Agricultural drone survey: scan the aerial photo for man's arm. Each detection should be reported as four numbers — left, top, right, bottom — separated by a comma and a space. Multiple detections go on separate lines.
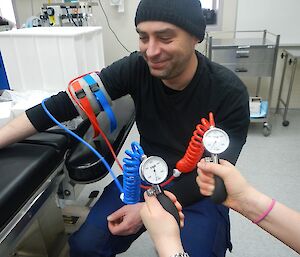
0, 113, 37, 149
0, 91, 79, 148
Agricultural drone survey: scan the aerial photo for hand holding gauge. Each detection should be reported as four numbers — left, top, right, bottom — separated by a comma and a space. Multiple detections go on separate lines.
202, 127, 229, 203
139, 156, 181, 226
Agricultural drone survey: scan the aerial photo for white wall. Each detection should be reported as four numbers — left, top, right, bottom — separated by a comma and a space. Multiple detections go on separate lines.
0, 0, 16, 23
90, 1, 139, 65
236, 0, 300, 46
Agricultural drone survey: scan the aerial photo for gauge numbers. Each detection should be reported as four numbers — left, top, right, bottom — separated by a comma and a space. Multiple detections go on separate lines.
139, 156, 168, 184
203, 127, 230, 154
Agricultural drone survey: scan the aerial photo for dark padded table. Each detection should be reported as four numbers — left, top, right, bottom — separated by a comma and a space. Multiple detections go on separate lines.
0, 132, 68, 231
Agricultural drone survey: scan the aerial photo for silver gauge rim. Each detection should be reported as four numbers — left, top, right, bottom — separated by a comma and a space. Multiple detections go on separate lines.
203, 127, 230, 154
139, 156, 168, 184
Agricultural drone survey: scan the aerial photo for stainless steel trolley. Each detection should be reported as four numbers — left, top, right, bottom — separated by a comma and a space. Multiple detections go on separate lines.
276, 49, 300, 126
206, 30, 280, 136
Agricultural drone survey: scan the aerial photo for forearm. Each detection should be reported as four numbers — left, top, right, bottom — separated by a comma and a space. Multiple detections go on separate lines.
0, 92, 79, 149
0, 112, 37, 148
235, 187, 300, 253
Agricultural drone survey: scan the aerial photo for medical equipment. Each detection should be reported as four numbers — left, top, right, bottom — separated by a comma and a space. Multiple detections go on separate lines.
203, 127, 229, 155
43, 95, 156, 207
67, 73, 169, 203
82, 74, 117, 132
175, 113, 214, 173
175, 113, 228, 203
139, 156, 180, 226
62, 72, 228, 206
39, 1, 98, 27
139, 156, 169, 185
202, 125, 229, 203
122, 142, 144, 204
41, 99, 124, 193
42, 95, 169, 207
68, 72, 116, 135
47, 74, 140, 202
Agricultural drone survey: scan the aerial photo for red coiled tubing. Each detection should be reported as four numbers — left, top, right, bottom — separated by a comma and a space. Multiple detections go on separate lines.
176, 112, 215, 173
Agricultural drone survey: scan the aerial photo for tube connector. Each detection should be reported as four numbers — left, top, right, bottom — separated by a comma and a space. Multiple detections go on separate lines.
173, 169, 182, 178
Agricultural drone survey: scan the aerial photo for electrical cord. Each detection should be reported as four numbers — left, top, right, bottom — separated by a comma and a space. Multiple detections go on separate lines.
97, 0, 131, 54
65, 7, 78, 27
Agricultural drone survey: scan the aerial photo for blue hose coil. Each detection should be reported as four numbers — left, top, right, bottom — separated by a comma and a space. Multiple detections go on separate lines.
122, 142, 145, 204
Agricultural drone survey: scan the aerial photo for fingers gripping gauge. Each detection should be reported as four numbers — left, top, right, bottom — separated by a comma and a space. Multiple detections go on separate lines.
139, 156, 180, 226
202, 127, 229, 204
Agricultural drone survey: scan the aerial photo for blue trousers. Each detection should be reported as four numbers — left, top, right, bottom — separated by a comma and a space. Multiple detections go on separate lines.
68, 176, 231, 257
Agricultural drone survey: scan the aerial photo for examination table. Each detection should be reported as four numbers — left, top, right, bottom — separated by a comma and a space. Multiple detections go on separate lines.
0, 95, 135, 257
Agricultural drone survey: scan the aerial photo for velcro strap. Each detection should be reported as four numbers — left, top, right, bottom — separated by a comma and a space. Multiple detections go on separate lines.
83, 74, 117, 132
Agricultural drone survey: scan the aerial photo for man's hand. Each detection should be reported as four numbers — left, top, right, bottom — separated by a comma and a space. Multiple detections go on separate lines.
107, 203, 144, 236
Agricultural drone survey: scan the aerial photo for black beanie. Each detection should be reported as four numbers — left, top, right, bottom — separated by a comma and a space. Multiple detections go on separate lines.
135, 0, 206, 42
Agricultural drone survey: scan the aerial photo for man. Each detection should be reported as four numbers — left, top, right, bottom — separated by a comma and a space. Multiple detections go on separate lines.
0, 0, 250, 256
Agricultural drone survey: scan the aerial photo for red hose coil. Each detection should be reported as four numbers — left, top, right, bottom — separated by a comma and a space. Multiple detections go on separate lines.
176, 112, 215, 173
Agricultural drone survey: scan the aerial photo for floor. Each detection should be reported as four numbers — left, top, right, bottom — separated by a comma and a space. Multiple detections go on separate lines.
70, 109, 300, 257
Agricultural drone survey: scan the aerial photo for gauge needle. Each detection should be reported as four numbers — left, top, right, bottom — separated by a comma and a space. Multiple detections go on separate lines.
153, 168, 158, 180
212, 140, 217, 148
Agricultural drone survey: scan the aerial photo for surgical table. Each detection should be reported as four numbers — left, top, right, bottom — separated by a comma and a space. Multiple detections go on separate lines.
0, 95, 135, 257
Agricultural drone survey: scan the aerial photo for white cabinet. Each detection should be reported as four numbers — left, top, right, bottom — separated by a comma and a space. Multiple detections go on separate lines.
0, 27, 105, 92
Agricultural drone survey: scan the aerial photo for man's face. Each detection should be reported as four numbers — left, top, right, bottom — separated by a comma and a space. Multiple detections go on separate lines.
136, 21, 198, 81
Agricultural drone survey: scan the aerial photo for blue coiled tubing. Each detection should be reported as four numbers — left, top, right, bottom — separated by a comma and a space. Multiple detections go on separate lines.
122, 142, 145, 204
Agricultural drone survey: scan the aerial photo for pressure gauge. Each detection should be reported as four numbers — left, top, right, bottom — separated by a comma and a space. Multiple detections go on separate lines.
202, 127, 229, 154
139, 156, 168, 185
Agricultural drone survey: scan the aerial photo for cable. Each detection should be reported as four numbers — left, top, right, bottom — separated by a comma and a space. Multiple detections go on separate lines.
65, 7, 78, 27
97, 0, 131, 54
41, 98, 124, 194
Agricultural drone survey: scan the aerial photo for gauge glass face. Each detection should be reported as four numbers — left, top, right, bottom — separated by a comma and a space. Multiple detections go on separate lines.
203, 128, 229, 154
140, 156, 168, 184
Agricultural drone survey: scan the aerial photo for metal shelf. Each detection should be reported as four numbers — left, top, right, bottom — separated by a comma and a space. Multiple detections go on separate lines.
206, 30, 280, 136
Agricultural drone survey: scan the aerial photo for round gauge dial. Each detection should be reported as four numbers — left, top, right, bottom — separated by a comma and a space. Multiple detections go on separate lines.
203, 127, 230, 154
139, 156, 168, 185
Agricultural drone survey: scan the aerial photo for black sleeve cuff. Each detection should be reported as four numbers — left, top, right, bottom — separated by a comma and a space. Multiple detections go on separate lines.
25, 91, 79, 132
